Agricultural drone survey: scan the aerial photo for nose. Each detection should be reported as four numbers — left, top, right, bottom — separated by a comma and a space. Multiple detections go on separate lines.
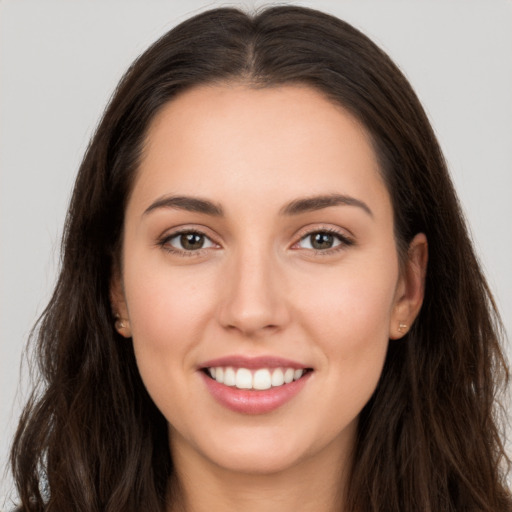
217, 248, 290, 338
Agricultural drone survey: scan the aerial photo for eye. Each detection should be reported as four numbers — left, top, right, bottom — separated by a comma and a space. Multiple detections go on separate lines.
164, 231, 216, 252
296, 230, 352, 251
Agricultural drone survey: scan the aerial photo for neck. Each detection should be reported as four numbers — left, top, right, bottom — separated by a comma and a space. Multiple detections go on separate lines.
167, 432, 353, 512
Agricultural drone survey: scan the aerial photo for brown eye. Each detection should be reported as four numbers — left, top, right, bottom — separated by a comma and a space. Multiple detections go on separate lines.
165, 231, 215, 252
310, 232, 335, 250
297, 231, 350, 251
180, 233, 205, 250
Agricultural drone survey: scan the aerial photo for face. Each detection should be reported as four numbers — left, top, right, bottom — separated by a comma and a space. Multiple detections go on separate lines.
112, 84, 426, 476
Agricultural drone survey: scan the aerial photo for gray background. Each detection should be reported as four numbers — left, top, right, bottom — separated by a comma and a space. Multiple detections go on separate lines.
1, 0, 511, 505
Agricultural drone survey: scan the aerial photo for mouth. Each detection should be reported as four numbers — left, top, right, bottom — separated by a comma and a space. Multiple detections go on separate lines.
202, 366, 313, 391
199, 356, 314, 414
197, 355, 314, 415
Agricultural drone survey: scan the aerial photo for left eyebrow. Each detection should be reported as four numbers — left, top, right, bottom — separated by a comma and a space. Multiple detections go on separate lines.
280, 194, 373, 217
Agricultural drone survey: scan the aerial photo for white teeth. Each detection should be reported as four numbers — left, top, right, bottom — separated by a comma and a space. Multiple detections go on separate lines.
284, 368, 294, 384
235, 368, 253, 389
209, 366, 307, 390
224, 367, 236, 386
271, 368, 284, 387
253, 369, 272, 390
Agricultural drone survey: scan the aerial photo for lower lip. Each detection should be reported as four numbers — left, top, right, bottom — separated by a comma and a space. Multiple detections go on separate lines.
200, 371, 312, 415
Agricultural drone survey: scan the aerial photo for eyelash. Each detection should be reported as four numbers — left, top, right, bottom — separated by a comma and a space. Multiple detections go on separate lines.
157, 229, 217, 257
294, 227, 354, 255
157, 227, 354, 257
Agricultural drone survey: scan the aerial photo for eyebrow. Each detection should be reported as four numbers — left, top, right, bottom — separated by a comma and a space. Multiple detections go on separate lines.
280, 194, 373, 217
143, 195, 224, 216
143, 193, 372, 218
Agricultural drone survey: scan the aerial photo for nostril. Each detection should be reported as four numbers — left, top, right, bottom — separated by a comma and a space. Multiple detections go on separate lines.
223, 321, 280, 337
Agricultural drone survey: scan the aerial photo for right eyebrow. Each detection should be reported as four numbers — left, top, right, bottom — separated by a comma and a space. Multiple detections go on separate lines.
280, 193, 373, 218
143, 195, 224, 217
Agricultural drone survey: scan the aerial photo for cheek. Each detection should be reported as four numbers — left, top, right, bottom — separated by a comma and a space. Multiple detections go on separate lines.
122, 261, 219, 410
303, 273, 394, 411
295, 256, 398, 400
125, 268, 214, 422
125, 261, 214, 345
297, 257, 398, 345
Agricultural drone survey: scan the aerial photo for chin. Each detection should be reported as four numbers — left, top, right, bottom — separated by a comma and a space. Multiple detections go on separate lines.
196, 426, 326, 476
211, 446, 307, 475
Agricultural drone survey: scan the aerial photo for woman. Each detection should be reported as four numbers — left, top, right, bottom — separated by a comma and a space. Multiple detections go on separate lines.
10, 6, 510, 511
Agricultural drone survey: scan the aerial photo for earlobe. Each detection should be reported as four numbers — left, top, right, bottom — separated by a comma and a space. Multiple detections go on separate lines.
389, 233, 428, 340
110, 271, 132, 338
113, 315, 132, 338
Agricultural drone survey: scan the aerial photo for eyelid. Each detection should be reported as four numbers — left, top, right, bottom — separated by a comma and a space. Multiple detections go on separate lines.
156, 225, 222, 255
169, 231, 216, 249
155, 223, 354, 256
291, 225, 355, 252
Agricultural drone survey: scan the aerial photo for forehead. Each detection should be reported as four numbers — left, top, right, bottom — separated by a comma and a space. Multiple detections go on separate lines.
132, 83, 390, 217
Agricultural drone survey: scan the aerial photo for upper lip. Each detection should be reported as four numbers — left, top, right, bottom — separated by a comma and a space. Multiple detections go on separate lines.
199, 355, 311, 370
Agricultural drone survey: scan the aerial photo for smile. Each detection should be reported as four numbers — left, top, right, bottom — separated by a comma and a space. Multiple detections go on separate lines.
205, 366, 308, 390
199, 356, 313, 414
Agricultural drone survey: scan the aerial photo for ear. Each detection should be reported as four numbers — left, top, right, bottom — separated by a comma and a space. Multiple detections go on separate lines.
389, 233, 428, 340
110, 269, 132, 338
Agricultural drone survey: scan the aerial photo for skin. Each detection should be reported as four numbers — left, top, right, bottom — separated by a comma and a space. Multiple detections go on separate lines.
112, 84, 427, 512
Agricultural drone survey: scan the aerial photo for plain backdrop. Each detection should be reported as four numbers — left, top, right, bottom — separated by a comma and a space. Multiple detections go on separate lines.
1, 0, 511, 505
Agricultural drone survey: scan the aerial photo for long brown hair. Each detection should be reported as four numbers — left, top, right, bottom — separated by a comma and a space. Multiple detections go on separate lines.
11, 6, 510, 511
